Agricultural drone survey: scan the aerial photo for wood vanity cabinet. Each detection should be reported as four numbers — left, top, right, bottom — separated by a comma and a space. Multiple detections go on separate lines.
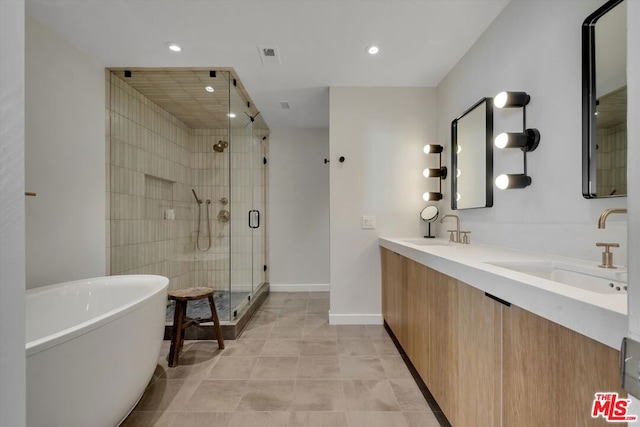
380, 248, 625, 427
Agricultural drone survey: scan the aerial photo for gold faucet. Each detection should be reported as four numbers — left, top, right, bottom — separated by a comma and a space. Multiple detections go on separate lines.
598, 208, 627, 229
441, 214, 461, 243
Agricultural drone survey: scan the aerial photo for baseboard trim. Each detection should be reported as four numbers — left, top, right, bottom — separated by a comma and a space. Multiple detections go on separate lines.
328, 312, 383, 325
269, 284, 330, 292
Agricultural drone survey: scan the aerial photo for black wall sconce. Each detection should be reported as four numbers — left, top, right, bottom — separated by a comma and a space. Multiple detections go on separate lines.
422, 144, 447, 201
493, 91, 541, 189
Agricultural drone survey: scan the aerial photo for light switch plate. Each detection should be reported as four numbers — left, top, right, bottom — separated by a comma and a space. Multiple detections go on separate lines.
362, 215, 376, 229
621, 337, 640, 399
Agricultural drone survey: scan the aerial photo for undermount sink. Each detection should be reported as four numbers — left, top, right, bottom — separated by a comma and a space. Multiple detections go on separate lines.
486, 260, 627, 294
402, 239, 449, 247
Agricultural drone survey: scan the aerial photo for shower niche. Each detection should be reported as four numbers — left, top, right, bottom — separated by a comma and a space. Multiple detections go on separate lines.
106, 68, 269, 338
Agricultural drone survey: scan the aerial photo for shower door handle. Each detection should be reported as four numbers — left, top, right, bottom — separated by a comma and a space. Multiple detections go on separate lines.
249, 210, 260, 229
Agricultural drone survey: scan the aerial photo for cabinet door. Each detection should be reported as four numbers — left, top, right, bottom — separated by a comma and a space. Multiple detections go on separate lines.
428, 268, 459, 426
503, 304, 625, 427
381, 248, 406, 342
457, 284, 502, 427
405, 258, 429, 380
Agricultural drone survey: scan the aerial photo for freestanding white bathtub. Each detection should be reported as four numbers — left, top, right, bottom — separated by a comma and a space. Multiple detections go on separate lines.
26, 275, 169, 427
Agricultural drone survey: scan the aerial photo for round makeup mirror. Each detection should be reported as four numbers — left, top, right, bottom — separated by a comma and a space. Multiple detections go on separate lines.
420, 205, 439, 238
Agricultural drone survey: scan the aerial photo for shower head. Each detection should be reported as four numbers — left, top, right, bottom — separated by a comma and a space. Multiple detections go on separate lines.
191, 189, 202, 204
213, 140, 229, 152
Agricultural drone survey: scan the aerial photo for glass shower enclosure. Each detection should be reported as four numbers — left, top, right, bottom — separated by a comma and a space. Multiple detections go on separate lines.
106, 68, 268, 334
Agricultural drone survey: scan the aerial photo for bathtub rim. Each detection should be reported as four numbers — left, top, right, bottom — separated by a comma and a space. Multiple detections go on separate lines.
26, 274, 169, 357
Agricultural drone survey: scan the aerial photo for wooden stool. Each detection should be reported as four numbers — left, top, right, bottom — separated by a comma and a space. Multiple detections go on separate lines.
168, 287, 225, 367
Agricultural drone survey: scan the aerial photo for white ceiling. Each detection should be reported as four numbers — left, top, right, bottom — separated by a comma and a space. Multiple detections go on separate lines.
25, 0, 510, 129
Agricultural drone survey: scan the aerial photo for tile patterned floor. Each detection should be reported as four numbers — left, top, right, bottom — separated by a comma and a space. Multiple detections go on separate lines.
122, 292, 443, 427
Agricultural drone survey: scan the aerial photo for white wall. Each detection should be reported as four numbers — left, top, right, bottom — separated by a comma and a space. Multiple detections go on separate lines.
436, 0, 628, 265
329, 87, 438, 323
627, 0, 640, 338
268, 128, 330, 291
626, 0, 640, 413
25, 16, 105, 288
0, 1, 26, 425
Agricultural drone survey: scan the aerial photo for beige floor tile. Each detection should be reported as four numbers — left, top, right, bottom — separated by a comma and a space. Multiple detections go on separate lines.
207, 357, 257, 380
168, 412, 233, 427
365, 325, 391, 339
286, 292, 311, 300
289, 412, 349, 427
239, 323, 274, 339
307, 292, 330, 300
228, 411, 289, 427
337, 339, 377, 356
346, 411, 409, 427
221, 339, 265, 357
251, 357, 299, 380
182, 341, 225, 358
303, 324, 338, 340
301, 339, 339, 356
236, 380, 295, 411
304, 314, 330, 328
403, 411, 442, 427
261, 338, 302, 357
292, 380, 346, 411
121, 411, 178, 427
275, 313, 306, 324
343, 380, 401, 412
134, 379, 201, 412
371, 339, 400, 356
379, 356, 413, 379
307, 302, 330, 315
336, 325, 369, 339
158, 355, 217, 380
182, 380, 246, 412
269, 323, 304, 339
297, 356, 342, 379
389, 379, 431, 412
339, 357, 386, 380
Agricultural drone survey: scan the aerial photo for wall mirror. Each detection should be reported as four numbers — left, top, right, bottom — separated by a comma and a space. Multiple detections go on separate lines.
582, 0, 627, 198
451, 98, 493, 209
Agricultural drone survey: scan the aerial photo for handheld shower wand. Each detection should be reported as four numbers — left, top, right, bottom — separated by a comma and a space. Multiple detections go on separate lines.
192, 189, 211, 251
192, 189, 202, 204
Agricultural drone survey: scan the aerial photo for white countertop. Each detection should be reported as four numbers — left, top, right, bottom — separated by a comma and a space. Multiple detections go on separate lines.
379, 237, 627, 350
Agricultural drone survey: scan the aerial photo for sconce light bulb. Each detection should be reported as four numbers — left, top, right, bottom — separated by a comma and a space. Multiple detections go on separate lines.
423, 144, 443, 154
496, 174, 532, 190
495, 132, 508, 149
494, 92, 507, 108
496, 174, 509, 190
493, 91, 530, 108
423, 192, 443, 202
423, 167, 447, 179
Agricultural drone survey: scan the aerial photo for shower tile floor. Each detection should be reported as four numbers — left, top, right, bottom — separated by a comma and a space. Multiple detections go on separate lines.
122, 292, 443, 427
166, 291, 250, 323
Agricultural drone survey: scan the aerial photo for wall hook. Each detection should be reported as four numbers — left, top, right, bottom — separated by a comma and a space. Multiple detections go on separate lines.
324, 158, 330, 164
339, 156, 345, 163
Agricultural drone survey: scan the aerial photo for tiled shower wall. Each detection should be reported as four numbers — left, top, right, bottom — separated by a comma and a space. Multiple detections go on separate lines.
106, 72, 268, 298
596, 123, 627, 196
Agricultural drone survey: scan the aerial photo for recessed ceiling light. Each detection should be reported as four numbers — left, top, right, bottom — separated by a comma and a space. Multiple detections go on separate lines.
366, 45, 380, 55
227, 113, 236, 118
166, 42, 181, 52
205, 86, 214, 93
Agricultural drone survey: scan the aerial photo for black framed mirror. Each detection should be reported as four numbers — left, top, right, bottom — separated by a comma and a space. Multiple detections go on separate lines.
451, 97, 493, 210
582, 0, 627, 198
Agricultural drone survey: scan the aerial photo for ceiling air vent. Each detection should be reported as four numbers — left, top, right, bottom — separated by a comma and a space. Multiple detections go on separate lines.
258, 46, 281, 64
279, 101, 290, 110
